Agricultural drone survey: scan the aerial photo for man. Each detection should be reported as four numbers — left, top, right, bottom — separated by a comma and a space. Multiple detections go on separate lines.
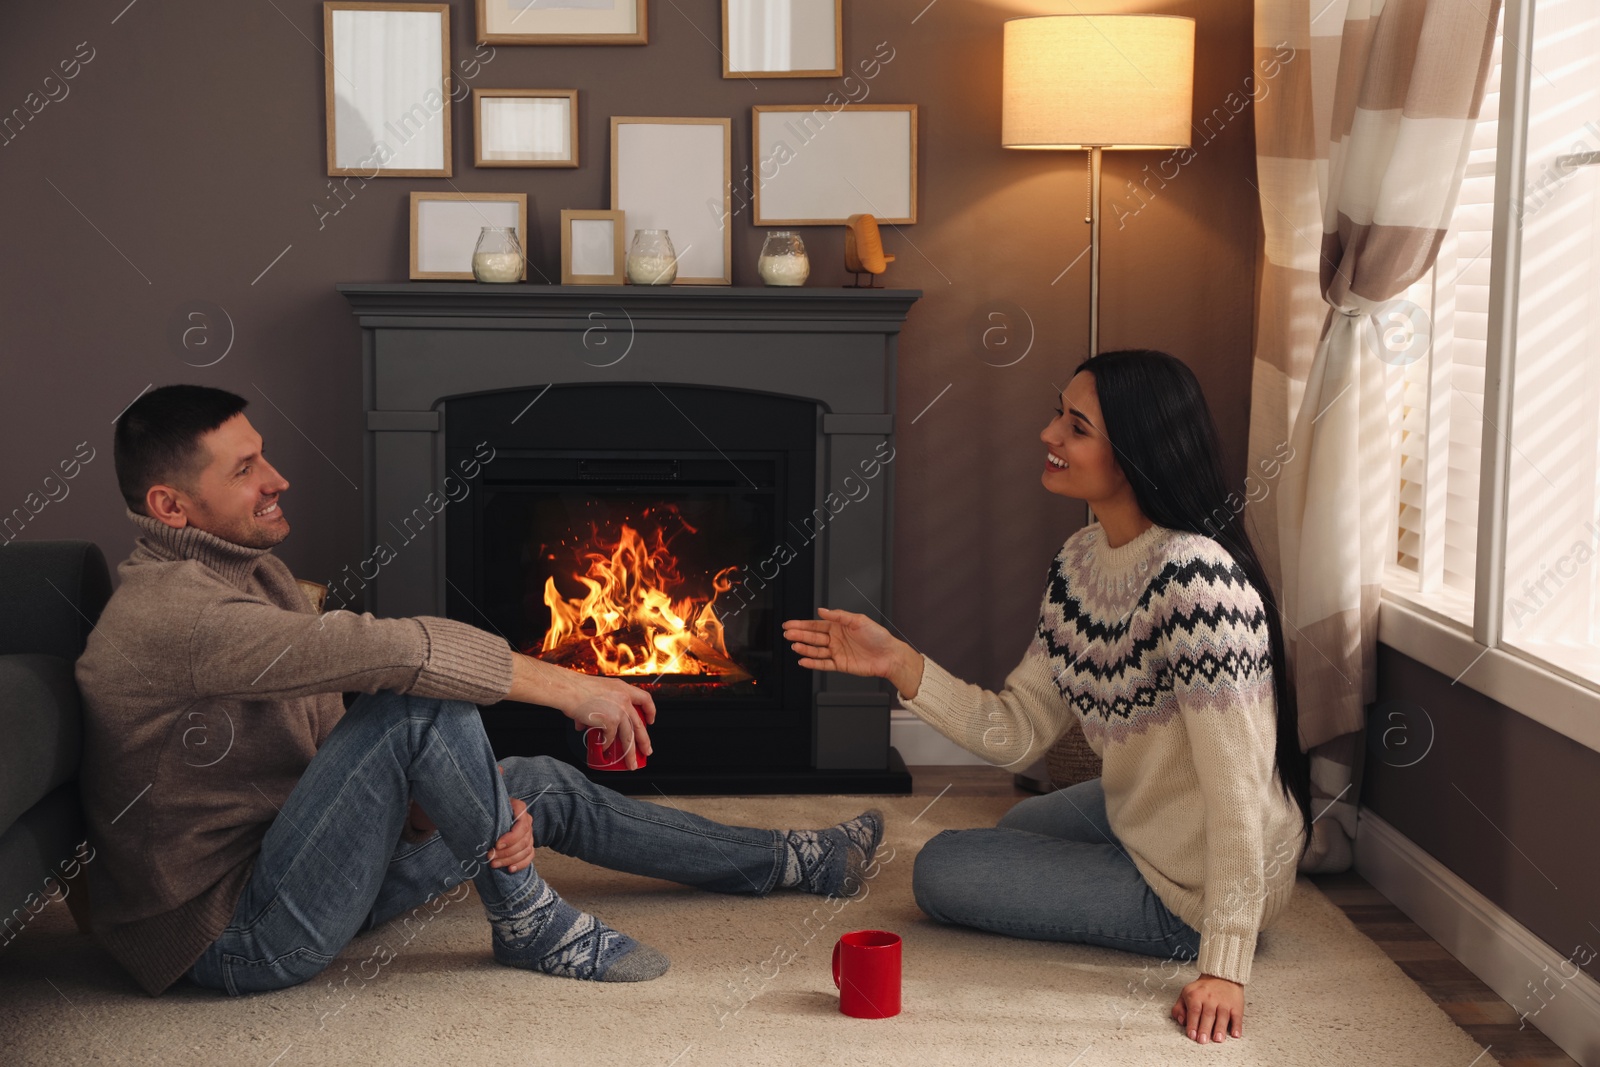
77, 384, 882, 997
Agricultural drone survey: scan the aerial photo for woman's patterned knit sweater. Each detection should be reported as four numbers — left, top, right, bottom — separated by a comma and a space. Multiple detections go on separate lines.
900, 520, 1306, 984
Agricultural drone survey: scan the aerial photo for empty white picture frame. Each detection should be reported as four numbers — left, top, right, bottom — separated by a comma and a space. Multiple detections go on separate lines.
474, 89, 579, 167
324, 2, 452, 177
561, 209, 626, 284
477, 0, 647, 44
722, 0, 842, 78
753, 104, 917, 225
611, 117, 732, 285
410, 191, 528, 279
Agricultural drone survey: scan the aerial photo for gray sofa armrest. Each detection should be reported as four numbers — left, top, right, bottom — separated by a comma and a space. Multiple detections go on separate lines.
0, 654, 83, 833
0, 540, 112, 660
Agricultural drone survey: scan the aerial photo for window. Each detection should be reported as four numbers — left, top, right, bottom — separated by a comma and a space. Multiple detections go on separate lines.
1389, 31, 1500, 624
1384, 0, 1600, 692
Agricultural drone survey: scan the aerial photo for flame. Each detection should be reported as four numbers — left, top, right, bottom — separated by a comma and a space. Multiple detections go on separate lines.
539, 521, 741, 677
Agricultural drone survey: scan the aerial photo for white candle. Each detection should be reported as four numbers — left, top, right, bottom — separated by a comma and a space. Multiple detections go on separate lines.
627, 252, 678, 285
759, 253, 809, 286
473, 251, 522, 283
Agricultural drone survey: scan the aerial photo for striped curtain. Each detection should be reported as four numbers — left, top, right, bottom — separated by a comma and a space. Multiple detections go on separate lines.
1248, 0, 1500, 871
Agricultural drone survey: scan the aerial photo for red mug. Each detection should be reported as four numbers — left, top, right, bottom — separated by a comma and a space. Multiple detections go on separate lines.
586, 728, 646, 771
831, 930, 901, 1018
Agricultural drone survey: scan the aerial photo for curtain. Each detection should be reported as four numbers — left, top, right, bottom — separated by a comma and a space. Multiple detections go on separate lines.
1249, 0, 1500, 871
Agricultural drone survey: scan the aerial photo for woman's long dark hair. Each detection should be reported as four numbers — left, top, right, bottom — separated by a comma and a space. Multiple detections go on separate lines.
1074, 349, 1313, 850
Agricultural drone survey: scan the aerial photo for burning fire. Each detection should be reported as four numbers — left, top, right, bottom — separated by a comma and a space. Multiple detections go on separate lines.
536, 519, 745, 680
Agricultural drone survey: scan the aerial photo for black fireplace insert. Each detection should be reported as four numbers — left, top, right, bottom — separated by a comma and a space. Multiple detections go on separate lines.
445, 383, 820, 784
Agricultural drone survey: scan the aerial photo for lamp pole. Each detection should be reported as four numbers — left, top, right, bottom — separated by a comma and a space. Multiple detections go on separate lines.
1087, 144, 1102, 359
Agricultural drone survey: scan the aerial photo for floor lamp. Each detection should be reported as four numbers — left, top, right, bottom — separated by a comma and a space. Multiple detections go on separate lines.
1002, 14, 1195, 358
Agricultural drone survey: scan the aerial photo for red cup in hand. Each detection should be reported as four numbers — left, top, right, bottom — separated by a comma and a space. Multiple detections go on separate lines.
832, 929, 901, 1018
586, 728, 646, 771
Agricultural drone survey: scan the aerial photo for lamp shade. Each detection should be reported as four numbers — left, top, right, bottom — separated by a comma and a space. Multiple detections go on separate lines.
1002, 14, 1194, 150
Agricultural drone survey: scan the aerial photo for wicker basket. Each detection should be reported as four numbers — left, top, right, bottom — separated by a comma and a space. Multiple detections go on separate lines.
1045, 717, 1102, 788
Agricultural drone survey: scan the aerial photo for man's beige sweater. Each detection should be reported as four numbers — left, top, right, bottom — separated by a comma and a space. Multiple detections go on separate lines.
75, 509, 516, 995
900, 522, 1306, 985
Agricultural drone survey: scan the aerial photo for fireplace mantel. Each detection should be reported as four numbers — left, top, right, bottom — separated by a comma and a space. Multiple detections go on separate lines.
338, 283, 921, 789
338, 282, 922, 326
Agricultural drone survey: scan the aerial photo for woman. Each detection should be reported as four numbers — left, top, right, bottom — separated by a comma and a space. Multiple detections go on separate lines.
783, 350, 1312, 1046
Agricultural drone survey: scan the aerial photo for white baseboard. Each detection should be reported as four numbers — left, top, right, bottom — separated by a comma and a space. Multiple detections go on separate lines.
1355, 808, 1600, 1067
890, 712, 986, 766
891, 713, 1056, 789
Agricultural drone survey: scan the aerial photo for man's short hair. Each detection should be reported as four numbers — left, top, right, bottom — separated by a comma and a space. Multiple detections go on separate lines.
114, 385, 249, 514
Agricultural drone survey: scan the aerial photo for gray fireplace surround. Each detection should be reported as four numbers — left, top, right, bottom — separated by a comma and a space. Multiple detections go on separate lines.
338, 283, 922, 788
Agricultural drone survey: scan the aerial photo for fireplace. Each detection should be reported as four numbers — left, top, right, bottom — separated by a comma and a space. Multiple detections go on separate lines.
340, 284, 920, 793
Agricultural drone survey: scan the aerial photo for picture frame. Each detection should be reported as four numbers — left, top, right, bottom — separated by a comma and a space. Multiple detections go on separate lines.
324, 2, 453, 177
610, 117, 732, 285
722, 0, 842, 78
476, 0, 647, 45
409, 191, 528, 280
560, 209, 626, 284
473, 89, 579, 167
752, 104, 917, 225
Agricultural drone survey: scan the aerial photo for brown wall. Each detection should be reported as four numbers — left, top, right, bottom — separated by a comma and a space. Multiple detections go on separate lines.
5, 0, 1592, 982
0, 0, 1261, 689
1368, 647, 1600, 979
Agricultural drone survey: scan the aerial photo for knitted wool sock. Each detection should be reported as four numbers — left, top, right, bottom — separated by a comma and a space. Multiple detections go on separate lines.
483, 874, 669, 983
777, 809, 884, 897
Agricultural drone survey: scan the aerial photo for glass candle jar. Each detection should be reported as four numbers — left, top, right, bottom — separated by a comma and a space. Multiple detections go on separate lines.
626, 229, 678, 285
471, 227, 524, 283
758, 231, 809, 286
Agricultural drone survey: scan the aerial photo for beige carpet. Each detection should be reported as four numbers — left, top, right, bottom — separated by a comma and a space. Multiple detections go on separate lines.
1, 793, 1490, 1066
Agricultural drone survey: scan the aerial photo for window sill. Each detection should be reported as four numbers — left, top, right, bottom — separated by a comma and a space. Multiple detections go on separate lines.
1378, 590, 1600, 757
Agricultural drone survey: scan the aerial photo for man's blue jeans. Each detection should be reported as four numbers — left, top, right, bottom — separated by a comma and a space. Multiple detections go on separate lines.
186, 691, 792, 995
912, 778, 1201, 961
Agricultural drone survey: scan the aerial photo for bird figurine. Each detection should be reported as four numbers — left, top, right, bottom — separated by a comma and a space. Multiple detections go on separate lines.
843, 213, 895, 288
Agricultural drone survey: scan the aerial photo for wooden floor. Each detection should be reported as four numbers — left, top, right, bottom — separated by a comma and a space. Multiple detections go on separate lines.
906, 765, 1580, 1067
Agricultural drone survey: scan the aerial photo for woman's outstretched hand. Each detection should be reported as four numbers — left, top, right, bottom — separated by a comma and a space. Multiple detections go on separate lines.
782, 607, 924, 698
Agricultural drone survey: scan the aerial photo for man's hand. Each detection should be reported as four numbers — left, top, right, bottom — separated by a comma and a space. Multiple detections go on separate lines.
488, 797, 534, 873
506, 653, 656, 771
1171, 974, 1244, 1043
403, 771, 536, 871
569, 688, 654, 771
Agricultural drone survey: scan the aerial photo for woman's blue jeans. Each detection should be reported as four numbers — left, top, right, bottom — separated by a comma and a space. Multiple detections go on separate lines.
186, 691, 791, 995
912, 778, 1201, 961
